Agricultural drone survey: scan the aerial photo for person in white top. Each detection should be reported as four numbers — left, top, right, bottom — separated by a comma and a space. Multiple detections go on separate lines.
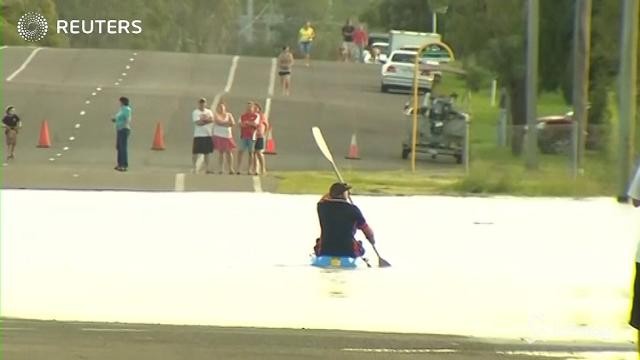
192, 98, 214, 174
627, 163, 640, 353
212, 100, 237, 174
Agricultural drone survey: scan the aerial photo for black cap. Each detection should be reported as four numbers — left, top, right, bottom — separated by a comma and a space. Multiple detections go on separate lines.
329, 182, 352, 198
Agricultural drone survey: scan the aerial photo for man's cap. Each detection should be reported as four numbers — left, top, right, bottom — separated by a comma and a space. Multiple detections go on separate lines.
199, 98, 207, 103
329, 182, 352, 197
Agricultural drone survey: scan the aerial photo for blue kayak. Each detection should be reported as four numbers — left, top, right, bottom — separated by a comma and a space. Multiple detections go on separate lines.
311, 255, 359, 269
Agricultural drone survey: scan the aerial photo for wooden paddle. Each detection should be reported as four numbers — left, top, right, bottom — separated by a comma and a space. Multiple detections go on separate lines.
311, 126, 391, 268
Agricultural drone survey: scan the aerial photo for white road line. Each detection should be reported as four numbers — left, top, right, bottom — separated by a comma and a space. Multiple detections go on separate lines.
81, 328, 147, 332
252, 176, 263, 193
267, 57, 276, 97
0, 46, 8, 50
175, 173, 185, 191
264, 98, 272, 118
6, 47, 43, 82
343, 348, 458, 354
2, 327, 35, 331
224, 55, 239, 93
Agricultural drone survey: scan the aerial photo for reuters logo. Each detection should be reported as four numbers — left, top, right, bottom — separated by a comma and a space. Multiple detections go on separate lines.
17, 12, 48, 42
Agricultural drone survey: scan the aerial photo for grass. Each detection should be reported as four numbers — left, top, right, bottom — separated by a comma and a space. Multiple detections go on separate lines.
274, 74, 623, 197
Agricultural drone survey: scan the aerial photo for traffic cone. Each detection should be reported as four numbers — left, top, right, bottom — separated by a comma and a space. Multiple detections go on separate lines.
151, 122, 165, 150
345, 133, 360, 160
36, 120, 51, 148
264, 127, 277, 155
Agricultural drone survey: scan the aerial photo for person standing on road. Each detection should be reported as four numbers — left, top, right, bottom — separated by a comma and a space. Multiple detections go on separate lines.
340, 18, 355, 62
298, 21, 315, 67
253, 102, 269, 175
192, 98, 214, 174
235, 102, 260, 175
278, 46, 294, 96
353, 24, 368, 63
3, 106, 21, 161
212, 100, 237, 174
111, 97, 132, 172
313, 182, 376, 258
627, 164, 640, 353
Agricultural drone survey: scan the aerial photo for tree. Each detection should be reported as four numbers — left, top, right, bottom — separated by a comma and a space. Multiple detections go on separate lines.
2, 0, 68, 47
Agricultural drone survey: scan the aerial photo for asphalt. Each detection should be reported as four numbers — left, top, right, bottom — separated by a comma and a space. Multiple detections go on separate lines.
2, 318, 634, 360
2, 46, 462, 191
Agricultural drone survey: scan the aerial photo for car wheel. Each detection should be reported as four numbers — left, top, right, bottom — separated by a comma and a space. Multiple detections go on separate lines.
381, 84, 389, 93
455, 154, 463, 164
401, 148, 410, 159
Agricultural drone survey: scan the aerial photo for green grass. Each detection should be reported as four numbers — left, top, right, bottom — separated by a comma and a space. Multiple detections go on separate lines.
273, 170, 459, 196
274, 74, 621, 197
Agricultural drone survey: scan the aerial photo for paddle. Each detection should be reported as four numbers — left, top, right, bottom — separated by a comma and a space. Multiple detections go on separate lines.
311, 126, 391, 268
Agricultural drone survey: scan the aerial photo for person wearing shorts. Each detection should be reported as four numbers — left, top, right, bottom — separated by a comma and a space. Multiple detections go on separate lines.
192, 98, 214, 174
278, 46, 294, 96
236, 102, 259, 175
628, 164, 640, 353
253, 102, 269, 175
2, 106, 21, 161
298, 21, 315, 67
212, 100, 237, 174
340, 18, 355, 62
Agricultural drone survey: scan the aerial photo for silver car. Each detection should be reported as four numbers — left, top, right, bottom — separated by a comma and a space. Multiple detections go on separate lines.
380, 50, 434, 93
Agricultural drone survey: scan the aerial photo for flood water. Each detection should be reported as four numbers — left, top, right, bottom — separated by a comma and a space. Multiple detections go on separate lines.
1, 190, 638, 345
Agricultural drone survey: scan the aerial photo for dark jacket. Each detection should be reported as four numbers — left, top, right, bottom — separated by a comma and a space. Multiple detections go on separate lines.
316, 195, 374, 257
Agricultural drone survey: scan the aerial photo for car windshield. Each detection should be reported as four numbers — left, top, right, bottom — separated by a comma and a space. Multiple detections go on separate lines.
391, 53, 416, 64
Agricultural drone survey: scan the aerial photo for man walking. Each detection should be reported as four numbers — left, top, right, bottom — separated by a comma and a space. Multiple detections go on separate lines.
3, 106, 21, 161
192, 98, 214, 174
340, 18, 355, 62
112, 97, 131, 172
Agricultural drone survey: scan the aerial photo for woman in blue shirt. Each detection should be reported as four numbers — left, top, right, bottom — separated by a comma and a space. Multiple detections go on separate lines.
112, 97, 132, 171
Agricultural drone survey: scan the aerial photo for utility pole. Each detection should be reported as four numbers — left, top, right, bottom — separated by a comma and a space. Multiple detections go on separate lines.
525, 0, 539, 169
432, 12, 437, 33
571, 0, 592, 178
247, 0, 254, 43
617, 0, 639, 202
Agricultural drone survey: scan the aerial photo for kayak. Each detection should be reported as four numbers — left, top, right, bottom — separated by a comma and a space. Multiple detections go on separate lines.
311, 255, 359, 269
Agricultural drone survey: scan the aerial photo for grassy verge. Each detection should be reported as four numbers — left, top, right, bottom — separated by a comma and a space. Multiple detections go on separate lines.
274, 74, 619, 197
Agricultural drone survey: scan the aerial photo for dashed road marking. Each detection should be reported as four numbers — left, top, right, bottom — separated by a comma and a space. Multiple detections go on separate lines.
224, 56, 239, 93
174, 173, 185, 191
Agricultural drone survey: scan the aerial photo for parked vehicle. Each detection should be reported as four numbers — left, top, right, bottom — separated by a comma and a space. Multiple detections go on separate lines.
364, 42, 389, 64
535, 110, 600, 154
388, 30, 441, 54
380, 50, 434, 93
401, 94, 469, 163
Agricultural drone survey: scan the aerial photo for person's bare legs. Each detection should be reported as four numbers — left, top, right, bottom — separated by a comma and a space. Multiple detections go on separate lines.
247, 152, 256, 174
305, 54, 310, 67
227, 151, 236, 174
217, 151, 224, 173
284, 75, 291, 96
192, 154, 201, 173
256, 151, 266, 175
236, 150, 244, 174
203, 154, 211, 173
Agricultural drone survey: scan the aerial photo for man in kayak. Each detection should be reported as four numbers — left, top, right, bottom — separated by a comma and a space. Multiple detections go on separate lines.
314, 182, 375, 258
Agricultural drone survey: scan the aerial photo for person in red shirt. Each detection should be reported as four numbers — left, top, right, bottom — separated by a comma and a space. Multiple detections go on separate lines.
353, 24, 368, 63
235, 102, 260, 175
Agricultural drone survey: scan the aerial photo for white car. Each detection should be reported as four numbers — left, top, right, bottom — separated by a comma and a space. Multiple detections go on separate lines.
380, 50, 434, 93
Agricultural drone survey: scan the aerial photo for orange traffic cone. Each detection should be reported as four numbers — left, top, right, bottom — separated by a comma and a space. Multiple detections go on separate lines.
36, 120, 51, 148
264, 127, 277, 155
345, 133, 360, 160
151, 122, 165, 150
